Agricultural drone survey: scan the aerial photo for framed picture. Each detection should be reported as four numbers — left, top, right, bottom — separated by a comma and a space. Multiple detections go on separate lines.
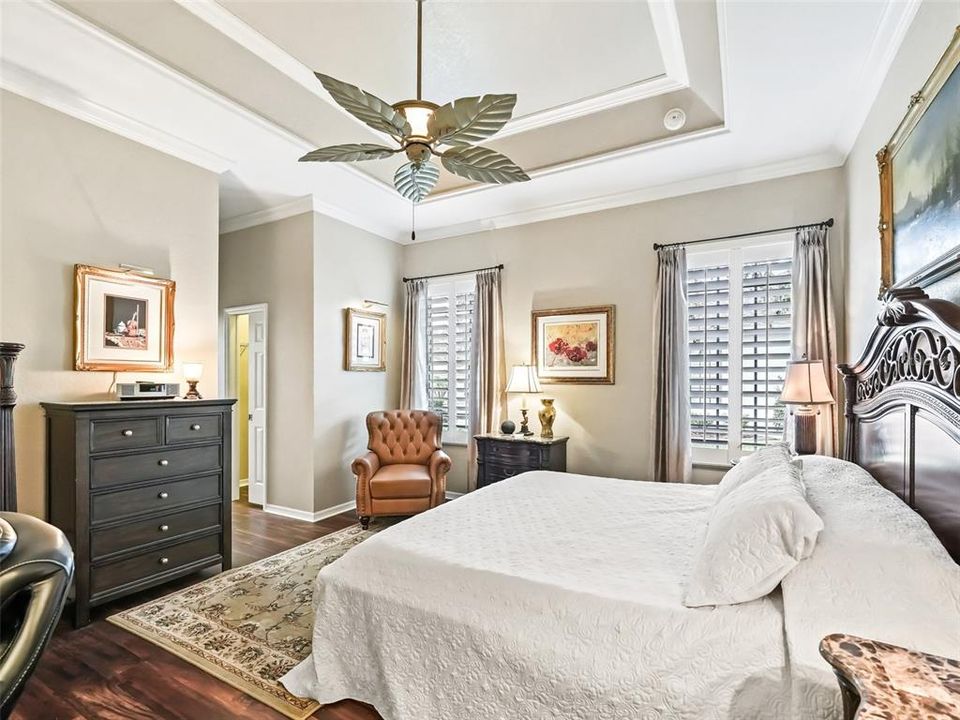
74, 264, 175, 372
532, 305, 615, 384
344, 308, 386, 372
877, 26, 960, 293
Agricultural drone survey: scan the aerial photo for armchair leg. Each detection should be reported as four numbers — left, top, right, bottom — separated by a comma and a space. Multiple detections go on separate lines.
359, 516, 370, 530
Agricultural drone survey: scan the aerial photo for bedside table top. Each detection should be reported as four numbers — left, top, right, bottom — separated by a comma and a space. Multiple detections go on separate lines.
474, 433, 568, 445
819, 633, 960, 719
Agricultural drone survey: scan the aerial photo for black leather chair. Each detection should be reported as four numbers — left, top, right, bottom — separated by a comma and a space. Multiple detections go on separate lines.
0, 512, 74, 719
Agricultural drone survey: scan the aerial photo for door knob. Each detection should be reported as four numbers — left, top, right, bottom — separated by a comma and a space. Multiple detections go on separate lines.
248, 414, 253, 421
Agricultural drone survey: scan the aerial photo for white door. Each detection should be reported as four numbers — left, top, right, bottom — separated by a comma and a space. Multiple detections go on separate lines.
247, 310, 267, 505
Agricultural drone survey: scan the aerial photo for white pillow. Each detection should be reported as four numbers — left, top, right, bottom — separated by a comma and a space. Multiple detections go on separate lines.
714, 442, 792, 504
684, 462, 823, 607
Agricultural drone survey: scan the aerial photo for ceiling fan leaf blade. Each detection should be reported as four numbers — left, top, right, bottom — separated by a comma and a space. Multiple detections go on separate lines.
394, 161, 440, 203
298, 143, 398, 163
429, 94, 517, 145
314, 73, 410, 139
441, 146, 530, 184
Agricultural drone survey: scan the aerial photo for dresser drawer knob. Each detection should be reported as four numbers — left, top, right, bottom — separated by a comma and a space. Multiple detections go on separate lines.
122, 429, 134, 437
158, 459, 169, 467
159, 557, 169, 565
158, 491, 169, 499
190, 424, 201, 431
159, 524, 169, 532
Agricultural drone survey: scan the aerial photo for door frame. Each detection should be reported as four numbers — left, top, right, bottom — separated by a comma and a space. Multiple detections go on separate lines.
220, 303, 268, 503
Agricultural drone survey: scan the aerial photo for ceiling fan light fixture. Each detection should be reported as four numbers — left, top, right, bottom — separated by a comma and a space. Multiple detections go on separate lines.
393, 100, 438, 142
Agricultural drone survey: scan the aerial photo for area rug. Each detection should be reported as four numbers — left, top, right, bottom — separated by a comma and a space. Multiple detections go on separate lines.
108, 522, 383, 719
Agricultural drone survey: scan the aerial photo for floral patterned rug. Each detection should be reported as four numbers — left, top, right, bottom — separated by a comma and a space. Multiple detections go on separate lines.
108, 522, 383, 719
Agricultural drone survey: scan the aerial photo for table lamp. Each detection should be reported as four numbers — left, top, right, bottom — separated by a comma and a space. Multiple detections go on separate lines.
779, 357, 834, 455
182, 362, 204, 400
506, 364, 541, 436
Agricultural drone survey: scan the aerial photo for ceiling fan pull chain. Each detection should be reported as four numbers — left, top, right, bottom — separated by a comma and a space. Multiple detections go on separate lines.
411, 201, 417, 242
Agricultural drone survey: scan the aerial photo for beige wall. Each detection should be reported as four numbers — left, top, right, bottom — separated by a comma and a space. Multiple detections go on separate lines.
220, 212, 316, 513
219, 211, 402, 515
0, 91, 220, 518
843, 1, 960, 358
404, 169, 846, 492
312, 213, 403, 512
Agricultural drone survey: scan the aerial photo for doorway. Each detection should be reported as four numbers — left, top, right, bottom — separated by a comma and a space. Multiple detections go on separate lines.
222, 304, 267, 507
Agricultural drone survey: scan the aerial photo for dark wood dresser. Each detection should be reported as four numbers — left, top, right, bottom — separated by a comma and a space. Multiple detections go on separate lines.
42, 398, 235, 627
474, 433, 568, 489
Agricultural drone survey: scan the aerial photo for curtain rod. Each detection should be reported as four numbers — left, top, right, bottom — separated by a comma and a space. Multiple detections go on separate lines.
652, 218, 834, 251
402, 264, 504, 283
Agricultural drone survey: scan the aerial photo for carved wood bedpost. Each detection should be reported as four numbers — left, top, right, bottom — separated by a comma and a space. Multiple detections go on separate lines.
838, 364, 858, 463
0, 342, 25, 511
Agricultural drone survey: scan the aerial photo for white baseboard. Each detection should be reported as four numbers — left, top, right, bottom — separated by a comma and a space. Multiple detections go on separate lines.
445, 491, 464, 500
263, 500, 355, 523
239, 479, 249, 488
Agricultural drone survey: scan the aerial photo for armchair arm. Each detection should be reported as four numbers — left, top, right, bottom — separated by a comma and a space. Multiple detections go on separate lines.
428, 449, 451, 507
352, 451, 380, 519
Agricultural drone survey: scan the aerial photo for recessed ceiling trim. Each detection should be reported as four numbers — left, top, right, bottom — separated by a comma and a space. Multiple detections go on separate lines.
411, 151, 844, 244
176, 0, 692, 142
220, 195, 314, 235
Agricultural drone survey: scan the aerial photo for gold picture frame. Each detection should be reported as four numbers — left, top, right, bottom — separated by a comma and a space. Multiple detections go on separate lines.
74, 264, 175, 372
877, 25, 960, 295
344, 308, 386, 372
531, 305, 615, 385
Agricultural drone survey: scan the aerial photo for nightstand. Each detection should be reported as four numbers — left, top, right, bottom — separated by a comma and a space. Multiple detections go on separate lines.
474, 434, 568, 489
819, 633, 960, 720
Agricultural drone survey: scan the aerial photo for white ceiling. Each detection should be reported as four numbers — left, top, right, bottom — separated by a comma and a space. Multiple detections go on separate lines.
0, 0, 921, 243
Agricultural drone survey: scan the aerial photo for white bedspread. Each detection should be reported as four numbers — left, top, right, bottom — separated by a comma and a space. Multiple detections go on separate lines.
282, 473, 795, 720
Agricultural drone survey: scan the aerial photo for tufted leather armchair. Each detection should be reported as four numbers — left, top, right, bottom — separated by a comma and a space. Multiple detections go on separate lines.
353, 410, 451, 529
0, 512, 74, 718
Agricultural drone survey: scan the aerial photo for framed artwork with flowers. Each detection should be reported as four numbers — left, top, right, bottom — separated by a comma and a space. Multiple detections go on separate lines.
532, 305, 615, 384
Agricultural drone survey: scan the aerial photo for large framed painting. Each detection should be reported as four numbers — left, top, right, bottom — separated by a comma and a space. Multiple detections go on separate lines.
74, 264, 175, 371
878, 26, 960, 293
344, 308, 386, 372
532, 305, 615, 385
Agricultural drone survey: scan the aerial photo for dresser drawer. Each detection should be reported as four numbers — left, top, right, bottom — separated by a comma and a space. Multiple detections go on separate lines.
484, 440, 539, 465
91, 533, 221, 596
482, 461, 527, 484
90, 417, 162, 453
166, 414, 222, 444
91, 444, 221, 488
91, 474, 221, 522
91, 503, 221, 559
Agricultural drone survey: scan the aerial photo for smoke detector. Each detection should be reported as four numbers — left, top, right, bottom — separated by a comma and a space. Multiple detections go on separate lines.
663, 108, 686, 132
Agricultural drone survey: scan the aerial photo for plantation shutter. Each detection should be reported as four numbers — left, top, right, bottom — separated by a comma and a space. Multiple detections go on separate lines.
740, 257, 792, 449
425, 278, 475, 437
687, 264, 730, 448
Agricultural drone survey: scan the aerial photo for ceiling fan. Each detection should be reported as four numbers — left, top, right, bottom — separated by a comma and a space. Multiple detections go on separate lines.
298, 0, 530, 204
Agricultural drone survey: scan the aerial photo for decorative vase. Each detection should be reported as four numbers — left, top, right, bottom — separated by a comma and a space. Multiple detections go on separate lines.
538, 398, 556, 439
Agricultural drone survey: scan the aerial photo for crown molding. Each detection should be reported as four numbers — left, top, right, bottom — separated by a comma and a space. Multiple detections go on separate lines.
833, 0, 922, 159
412, 152, 844, 243
648, 0, 690, 87
219, 196, 314, 235
0, 60, 234, 174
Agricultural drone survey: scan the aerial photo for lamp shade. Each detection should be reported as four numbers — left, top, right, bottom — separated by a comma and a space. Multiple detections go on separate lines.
506, 364, 542, 394
182, 362, 204, 382
779, 360, 834, 405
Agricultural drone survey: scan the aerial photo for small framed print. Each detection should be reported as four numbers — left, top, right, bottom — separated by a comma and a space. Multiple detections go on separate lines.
532, 305, 615, 384
344, 308, 386, 372
74, 264, 175, 372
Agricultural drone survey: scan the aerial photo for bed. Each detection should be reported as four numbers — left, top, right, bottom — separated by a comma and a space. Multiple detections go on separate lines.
282, 288, 960, 720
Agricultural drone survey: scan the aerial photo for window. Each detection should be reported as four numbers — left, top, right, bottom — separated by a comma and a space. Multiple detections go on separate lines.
686, 238, 793, 464
426, 276, 475, 443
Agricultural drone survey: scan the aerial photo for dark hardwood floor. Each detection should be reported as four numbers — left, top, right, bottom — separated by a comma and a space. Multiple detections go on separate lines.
12, 491, 383, 720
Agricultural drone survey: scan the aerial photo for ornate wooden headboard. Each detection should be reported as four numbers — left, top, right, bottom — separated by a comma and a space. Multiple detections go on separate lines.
839, 288, 960, 562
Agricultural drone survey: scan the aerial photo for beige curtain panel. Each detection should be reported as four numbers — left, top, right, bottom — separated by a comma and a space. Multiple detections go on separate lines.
399, 278, 429, 410
792, 225, 839, 456
467, 268, 507, 491
652, 245, 692, 483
